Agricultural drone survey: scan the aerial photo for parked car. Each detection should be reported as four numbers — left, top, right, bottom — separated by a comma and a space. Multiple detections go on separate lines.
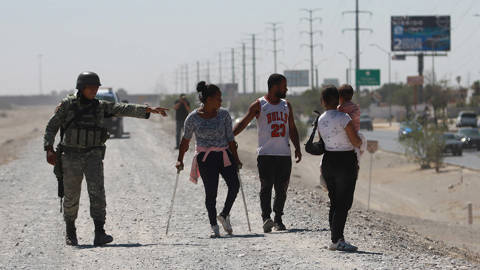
359, 114, 373, 131
96, 88, 124, 138
441, 133, 463, 156
456, 127, 480, 150
455, 111, 477, 128
398, 121, 421, 140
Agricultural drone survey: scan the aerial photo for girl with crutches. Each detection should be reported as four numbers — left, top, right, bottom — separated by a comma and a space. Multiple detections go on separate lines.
176, 82, 242, 238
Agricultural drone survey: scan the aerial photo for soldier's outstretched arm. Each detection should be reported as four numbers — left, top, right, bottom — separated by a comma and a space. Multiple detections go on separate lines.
105, 102, 168, 118
233, 100, 260, 136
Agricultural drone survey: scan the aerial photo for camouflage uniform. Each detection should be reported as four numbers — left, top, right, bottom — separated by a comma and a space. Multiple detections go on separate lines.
44, 93, 150, 222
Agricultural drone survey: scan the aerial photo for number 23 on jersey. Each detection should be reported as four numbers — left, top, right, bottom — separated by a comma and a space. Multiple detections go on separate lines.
271, 123, 286, 137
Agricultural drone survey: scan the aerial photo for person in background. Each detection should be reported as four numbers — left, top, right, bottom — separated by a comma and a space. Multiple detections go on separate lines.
174, 93, 190, 149
176, 82, 241, 238
318, 85, 362, 251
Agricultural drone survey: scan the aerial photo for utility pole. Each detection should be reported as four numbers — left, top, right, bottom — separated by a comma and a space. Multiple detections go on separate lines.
179, 66, 184, 93
231, 48, 235, 83
175, 68, 179, 93
219, 52, 223, 84
301, 9, 322, 89
267, 22, 282, 73
242, 42, 247, 94
342, 0, 373, 94
185, 64, 189, 93
196, 61, 200, 83
339, 51, 352, 84
370, 43, 392, 125
206, 61, 210, 83
251, 34, 257, 93
38, 54, 43, 95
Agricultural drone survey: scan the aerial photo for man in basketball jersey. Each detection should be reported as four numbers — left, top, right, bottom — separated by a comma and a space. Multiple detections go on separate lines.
233, 73, 302, 232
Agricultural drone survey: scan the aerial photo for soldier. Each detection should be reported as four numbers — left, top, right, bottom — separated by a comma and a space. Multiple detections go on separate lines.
44, 71, 168, 246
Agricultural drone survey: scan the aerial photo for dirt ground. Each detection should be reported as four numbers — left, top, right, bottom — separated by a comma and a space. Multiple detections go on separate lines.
0, 106, 54, 165
0, 106, 479, 269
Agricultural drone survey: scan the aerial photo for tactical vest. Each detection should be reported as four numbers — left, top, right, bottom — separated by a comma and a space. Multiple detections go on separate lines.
61, 96, 109, 148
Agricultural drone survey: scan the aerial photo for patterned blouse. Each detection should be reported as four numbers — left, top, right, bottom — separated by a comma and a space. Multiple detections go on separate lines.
183, 108, 234, 147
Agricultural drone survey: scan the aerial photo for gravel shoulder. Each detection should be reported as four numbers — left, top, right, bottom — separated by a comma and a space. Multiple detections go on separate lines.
0, 116, 478, 269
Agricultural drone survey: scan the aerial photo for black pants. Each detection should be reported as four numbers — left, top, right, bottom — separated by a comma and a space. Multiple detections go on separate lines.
175, 120, 184, 148
257, 155, 292, 221
321, 151, 358, 243
197, 151, 240, 226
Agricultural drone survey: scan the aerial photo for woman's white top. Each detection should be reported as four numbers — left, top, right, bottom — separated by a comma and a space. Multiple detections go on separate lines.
317, 110, 354, 152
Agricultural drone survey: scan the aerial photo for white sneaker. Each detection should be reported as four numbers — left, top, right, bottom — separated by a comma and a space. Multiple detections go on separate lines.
217, 215, 233, 235
210, 225, 220, 238
329, 239, 358, 251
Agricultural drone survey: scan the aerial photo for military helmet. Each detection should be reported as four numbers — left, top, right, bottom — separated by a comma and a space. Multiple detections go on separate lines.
76, 71, 102, 90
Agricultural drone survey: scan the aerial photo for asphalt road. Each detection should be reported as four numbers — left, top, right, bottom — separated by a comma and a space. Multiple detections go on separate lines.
364, 129, 480, 170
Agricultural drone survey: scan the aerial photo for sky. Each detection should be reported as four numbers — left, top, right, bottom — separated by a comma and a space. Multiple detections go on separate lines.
2, 0, 480, 95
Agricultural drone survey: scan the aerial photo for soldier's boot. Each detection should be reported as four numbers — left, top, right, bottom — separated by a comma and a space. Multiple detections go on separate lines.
93, 220, 113, 246
65, 220, 78, 246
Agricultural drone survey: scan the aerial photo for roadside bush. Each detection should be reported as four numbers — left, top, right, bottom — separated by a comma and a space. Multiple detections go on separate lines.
400, 122, 445, 172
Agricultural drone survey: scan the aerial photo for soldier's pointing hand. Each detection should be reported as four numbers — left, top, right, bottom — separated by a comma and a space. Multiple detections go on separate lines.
147, 106, 169, 117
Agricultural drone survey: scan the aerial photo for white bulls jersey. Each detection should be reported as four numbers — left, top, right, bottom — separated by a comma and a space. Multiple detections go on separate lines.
256, 96, 291, 156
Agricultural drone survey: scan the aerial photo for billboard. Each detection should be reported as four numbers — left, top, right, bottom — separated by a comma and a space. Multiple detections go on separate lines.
284, 70, 309, 87
407, 76, 424, 86
323, 78, 340, 87
391, 16, 450, 52
356, 69, 381, 86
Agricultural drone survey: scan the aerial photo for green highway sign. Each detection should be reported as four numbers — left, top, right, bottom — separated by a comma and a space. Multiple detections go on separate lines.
356, 69, 381, 86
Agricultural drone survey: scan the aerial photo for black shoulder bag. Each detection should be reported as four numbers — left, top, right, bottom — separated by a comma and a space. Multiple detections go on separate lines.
304, 112, 325, 155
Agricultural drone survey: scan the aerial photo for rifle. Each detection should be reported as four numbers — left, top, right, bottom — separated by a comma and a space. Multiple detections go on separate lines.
53, 101, 98, 212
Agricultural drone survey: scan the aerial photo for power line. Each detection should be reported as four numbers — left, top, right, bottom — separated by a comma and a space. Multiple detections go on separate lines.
247, 34, 258, 93
242, 42, 247, 94
267, 22, 282, 73
301, 8, 322, 89
231, 48, 235, 84
37, 54, 43, 95
342, 0, 372, 93
218, 53, 223, 84
196, 61, 200, 83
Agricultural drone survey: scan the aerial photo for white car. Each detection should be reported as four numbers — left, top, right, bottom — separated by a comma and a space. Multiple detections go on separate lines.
455, 111, 477, 128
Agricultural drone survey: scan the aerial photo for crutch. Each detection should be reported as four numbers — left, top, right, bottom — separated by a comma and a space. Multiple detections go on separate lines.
237, 169, 251, 232
166, 168, 181, 235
